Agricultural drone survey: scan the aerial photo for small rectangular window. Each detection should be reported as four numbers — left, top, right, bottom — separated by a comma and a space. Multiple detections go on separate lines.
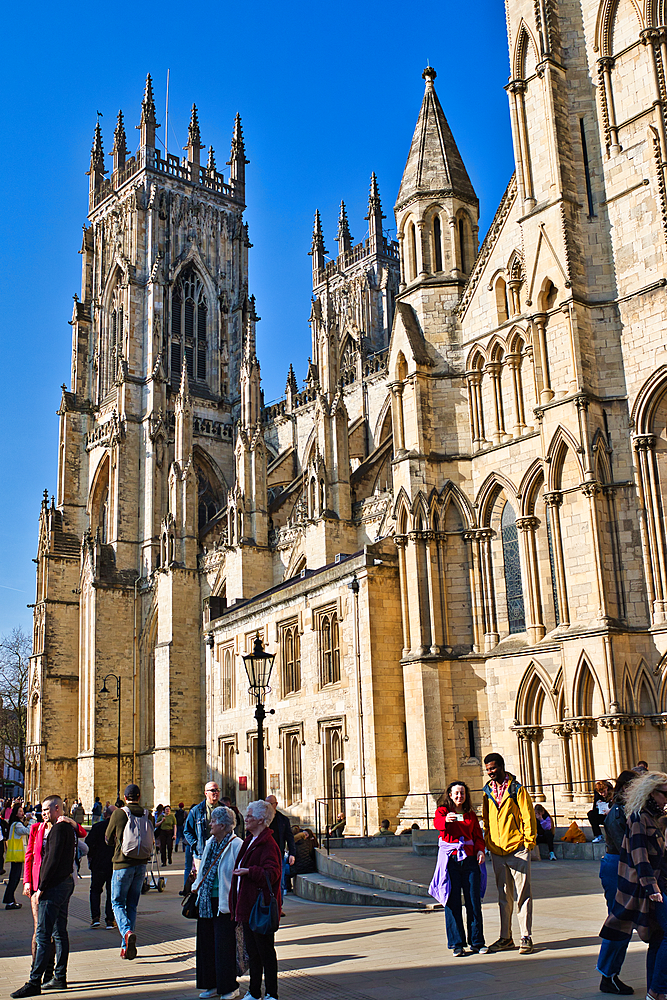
316, 606, 340, 687
197, 348, 207, 382
170, 342, 181, 381
280, 619, 301, 695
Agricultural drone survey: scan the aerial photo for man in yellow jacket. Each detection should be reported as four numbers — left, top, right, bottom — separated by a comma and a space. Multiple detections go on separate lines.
482, 752, 537, 955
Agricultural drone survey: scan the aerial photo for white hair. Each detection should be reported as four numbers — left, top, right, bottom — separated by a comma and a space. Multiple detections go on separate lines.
246, 799, 275, 825
210, 805, 235, 829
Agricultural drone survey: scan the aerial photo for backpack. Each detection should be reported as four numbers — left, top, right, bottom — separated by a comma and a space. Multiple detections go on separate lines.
120, 806, 154, 860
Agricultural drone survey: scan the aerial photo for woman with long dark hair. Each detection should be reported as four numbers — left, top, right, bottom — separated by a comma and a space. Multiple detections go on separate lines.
430, 781, 487, 957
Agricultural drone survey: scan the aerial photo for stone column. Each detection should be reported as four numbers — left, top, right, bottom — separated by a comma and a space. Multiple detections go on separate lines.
634, 434, 667, 622
424, 531, 444, 654
464, 531, 483, 653
398, 232, 406, 290
394, 535, 411, 656
553, 724, 575, 802
390, 382, 406, 452
466, 372, 485, 449
507, 80, 535, 205
416, 219, 429, 278
598, 58, 620, 153
477, 528, 499, 650
544, 491, 569, 626
582, 482, 610, 621
569, 719, 595, 801
533, 313, 553, 402
448, 216, 461, 278
516, 516, 546, 643
506, 352, 526, 437
486, 362, 506, 444
515, 726, 545, 800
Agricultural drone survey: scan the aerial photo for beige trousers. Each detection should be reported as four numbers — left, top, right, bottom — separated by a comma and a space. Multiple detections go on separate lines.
491, 847, 533, 940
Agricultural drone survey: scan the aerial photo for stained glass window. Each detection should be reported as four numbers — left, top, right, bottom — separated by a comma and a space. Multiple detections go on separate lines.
545, 504, 560, 625
501, 502, 526, 633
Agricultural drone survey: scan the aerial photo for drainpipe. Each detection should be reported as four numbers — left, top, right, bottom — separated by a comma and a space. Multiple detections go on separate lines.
348, 574, 367, 836
132, 575, 141, 782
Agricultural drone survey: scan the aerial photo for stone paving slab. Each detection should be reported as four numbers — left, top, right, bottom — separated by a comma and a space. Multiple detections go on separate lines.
0, 859, 651, 1000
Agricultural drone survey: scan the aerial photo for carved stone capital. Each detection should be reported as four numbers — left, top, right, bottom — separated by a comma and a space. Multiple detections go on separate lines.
543, 491, 563, 508
516, 516, 540, 532
598, 56, 615, 71
634, 434, 657, 452
506, 79, 527, 95
581, 482, 602, 499
574, 393, 590, 412
393, 534, 408, 549
599, 714, 645, 731
514, 725, 543, 741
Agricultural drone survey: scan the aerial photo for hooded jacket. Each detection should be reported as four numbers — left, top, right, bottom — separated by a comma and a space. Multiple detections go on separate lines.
482, 773, 537, 856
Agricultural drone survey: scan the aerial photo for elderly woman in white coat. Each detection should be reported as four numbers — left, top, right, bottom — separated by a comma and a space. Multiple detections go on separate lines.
192, 805, 243, 1000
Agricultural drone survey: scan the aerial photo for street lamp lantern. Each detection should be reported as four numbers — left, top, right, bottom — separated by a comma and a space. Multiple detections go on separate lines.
243, 635, 275, 695
242, 637, 276, 800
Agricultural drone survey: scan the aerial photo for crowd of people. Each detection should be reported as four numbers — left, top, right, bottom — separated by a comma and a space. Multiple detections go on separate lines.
6, 753, 667, 999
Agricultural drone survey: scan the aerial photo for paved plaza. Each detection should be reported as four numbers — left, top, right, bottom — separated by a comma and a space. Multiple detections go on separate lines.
0, 856, 651, 1000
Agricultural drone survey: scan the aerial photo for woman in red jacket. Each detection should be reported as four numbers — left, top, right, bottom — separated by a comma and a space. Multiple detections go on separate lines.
433, 781, 487, 957
230, 800, 282, 1000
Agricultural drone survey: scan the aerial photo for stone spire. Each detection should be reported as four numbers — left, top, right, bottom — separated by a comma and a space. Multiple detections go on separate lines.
174, 356, 192, 466
207, 146, 216, 172
185, 104, 203, 168
112, 110, 128, 172
88, 120, 106, 198
310, 210, 327, 279
366, 172, 385, 243
335, 201, 353, 255
286, 363, 298, 396
138, 73, 159, 149
227, 113, 249, 199
396, 66, 477, 211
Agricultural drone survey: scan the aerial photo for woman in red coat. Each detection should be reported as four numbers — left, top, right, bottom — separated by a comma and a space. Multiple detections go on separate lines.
230, 800, 282, 1000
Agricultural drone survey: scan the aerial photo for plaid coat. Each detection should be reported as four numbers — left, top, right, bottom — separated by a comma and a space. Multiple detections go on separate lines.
600, 806, 665, 943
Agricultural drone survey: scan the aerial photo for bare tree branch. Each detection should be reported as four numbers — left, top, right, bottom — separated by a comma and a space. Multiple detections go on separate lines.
0, 626, 31, 781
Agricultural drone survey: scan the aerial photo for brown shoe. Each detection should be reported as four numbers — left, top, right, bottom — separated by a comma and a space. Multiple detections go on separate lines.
487, 937, 515, 952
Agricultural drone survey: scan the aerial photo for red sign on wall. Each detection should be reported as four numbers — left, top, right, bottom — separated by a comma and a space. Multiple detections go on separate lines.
238, 776, 247, 791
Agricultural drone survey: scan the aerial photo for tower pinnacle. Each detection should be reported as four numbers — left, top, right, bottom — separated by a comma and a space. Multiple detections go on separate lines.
184, 104, 204, 168
227, 113, 249, 198
137, 73, 160, 149
309, 210, 327, 279
336, 201, 353, 254
207, 146, 216, 172
88, 121, 106, 199
112, 110, 128, 172
366, 172, 385, 244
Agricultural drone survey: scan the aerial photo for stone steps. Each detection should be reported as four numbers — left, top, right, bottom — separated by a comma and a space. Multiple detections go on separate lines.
315, 847, 431, 897
293, 872, 441, 909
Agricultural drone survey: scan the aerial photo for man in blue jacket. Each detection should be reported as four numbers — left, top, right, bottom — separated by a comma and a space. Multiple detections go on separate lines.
183, 781, 220, 873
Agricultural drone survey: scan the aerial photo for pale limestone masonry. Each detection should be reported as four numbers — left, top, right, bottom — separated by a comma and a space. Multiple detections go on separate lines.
29, 0, 667, 827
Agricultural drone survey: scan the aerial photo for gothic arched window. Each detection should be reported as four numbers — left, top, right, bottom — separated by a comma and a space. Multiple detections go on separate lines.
171, 269, 208, 386
501, 501, 526, 634
433, 215, 443, 272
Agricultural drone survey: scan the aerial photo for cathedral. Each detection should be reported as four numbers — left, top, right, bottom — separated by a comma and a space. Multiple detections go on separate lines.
27, 0, 667, 831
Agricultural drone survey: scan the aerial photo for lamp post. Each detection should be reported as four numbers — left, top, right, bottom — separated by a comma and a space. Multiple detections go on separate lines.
101, 673, 121, 804
243, 636, 275, 801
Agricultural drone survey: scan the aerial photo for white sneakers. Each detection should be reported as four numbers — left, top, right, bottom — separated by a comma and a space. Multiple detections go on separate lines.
199, 991, 240, 1000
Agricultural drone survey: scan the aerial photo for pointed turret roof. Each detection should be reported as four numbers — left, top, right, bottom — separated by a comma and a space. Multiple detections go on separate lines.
187, 104, 202, 148
90, 120, 104, 170
207, 146, 216, 171
228, 113, 249, 165
310, 210, 327, 255
140, 73, 157, 125
366, 172, 384, 218
335, 201, 353, 251
396, 67, 477, 210
286, 363, 298, 395
112, 110, 128, 159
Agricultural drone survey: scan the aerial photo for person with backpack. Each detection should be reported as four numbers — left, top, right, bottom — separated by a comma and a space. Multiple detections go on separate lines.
91, 797, 103, 824
105, 783, 154, 961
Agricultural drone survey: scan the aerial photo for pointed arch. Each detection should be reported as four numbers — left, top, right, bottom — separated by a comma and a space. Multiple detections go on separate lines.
636, 662, 658, 714
507, 325, 529, 354
374, 393, 393, 446
519, 460, 545, 515
476, 472, 520, 527
516, 661, 558, 725
546, 425, 585, 490
573, 654, 606, 716
487, 335, 507, 363
88, 452, 111, 543
513, 19, 540, 79
412, 490, 430, 531
631, 365, 667, 434
466, 346, 487, 371
439, 481, 475, 530
393, 487, 412, 534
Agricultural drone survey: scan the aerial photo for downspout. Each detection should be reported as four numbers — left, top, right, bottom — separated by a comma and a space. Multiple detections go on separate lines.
132, 575, 141, 782
348, 573, 367, 836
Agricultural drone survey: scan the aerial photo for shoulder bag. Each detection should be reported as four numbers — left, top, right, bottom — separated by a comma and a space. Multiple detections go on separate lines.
249, 870, 280, 934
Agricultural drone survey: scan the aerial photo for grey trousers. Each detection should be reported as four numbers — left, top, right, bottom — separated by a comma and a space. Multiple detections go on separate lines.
491, 847, 532, 939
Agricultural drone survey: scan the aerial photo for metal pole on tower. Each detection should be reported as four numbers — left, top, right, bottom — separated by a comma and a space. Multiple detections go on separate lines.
165, 68, 170, 157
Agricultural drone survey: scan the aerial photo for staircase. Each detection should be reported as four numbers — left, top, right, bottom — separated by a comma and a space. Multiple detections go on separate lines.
293, 848, 441, 909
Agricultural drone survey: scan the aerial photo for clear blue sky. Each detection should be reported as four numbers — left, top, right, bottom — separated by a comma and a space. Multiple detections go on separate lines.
0, 0, 514, 634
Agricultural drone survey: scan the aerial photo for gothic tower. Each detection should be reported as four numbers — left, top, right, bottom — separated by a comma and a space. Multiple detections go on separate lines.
27, 75, 254, 806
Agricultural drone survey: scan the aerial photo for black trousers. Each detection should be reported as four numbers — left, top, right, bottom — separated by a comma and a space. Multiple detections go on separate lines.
537, 829, 555, 852
30, 876, 74, 985
158, 832, 173, 865
588, 808, 603, 838
3, 861, 23, 904
243, 921, 278, 998
196, 908, 238, 994
90, 867, 114, 924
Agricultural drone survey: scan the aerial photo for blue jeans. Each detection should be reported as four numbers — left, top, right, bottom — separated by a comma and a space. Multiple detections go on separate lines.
30, 876, 74, 985
647, 898, 667, 994
111, 865, 146, 945
175, 825, 185, 850
599, 853, 620, 912
444, 856, 485, 950
282, 856, 290, 893
184, 843, 194, 889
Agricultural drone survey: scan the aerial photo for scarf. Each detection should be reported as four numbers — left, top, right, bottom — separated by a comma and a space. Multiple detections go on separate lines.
428, 839, 487, 906
198, 832, 234, 918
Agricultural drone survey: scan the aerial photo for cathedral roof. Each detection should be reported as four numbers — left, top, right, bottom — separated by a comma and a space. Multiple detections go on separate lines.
396, 67, 477, 211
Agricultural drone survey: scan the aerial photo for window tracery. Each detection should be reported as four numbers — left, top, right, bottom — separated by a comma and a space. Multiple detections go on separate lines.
171, 269, 208, 386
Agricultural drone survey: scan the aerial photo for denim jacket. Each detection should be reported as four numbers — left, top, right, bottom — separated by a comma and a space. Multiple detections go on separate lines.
183, 801, 209, 858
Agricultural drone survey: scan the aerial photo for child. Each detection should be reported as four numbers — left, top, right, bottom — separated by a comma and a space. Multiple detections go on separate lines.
534, 804, 556, 861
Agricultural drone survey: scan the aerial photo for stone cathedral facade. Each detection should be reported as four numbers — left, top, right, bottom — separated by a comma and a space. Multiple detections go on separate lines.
27, 0, 667, 829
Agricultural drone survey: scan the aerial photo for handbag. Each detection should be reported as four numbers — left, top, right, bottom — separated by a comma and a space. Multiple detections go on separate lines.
248, 871, 280, 934
181, 889, 198, 919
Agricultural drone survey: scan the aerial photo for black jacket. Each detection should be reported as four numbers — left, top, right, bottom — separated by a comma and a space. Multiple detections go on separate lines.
85, 817, 114, 872
270, 810, 296, 857
39, 822, 76, 892
604, 802, 628, 855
